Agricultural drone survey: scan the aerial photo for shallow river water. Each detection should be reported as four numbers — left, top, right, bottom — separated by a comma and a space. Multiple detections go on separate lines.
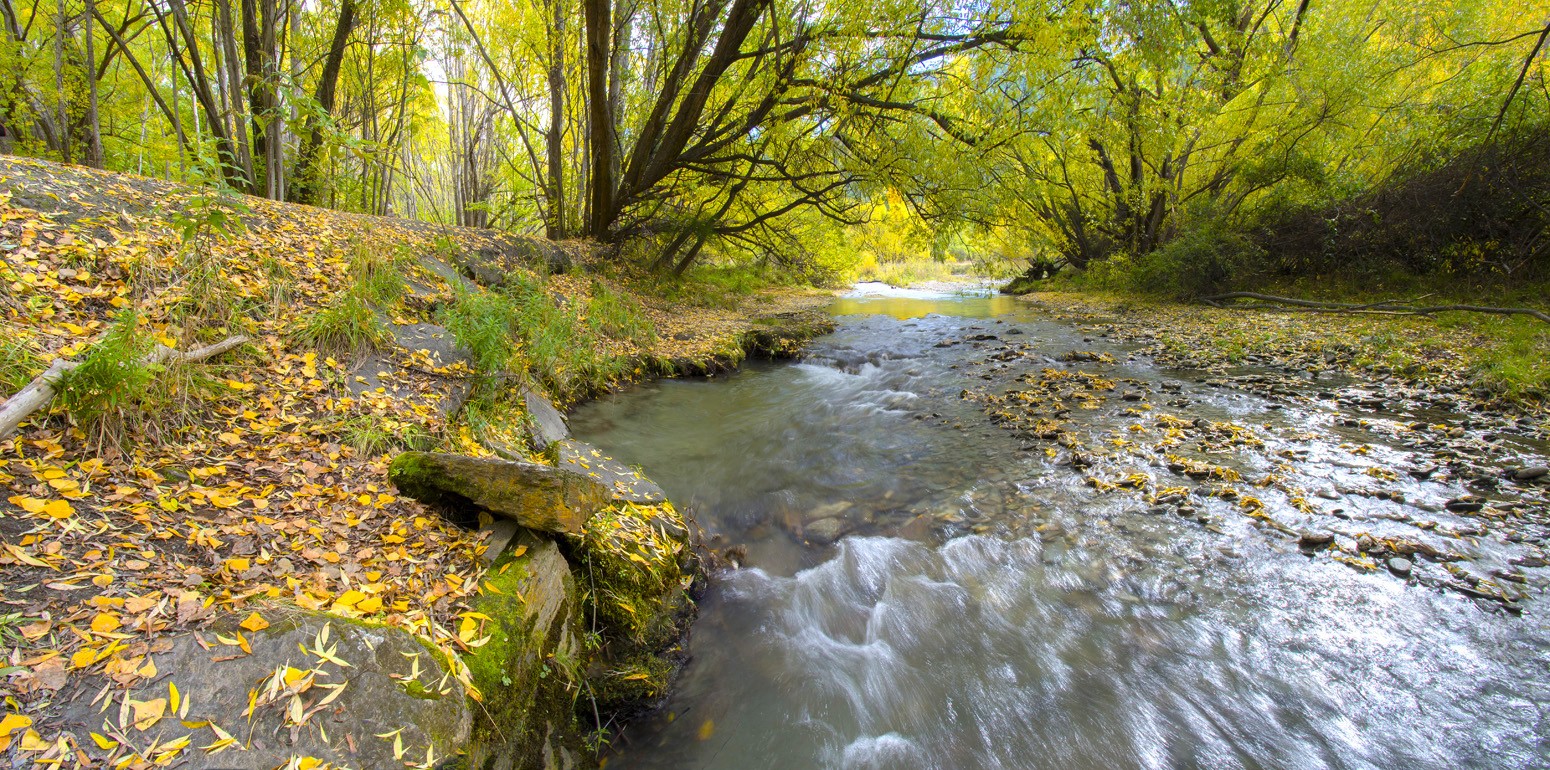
571, 285, 1550, 770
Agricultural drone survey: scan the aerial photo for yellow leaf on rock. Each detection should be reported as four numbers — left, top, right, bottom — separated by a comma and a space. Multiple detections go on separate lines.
355, 596, 383, 613
239, 612, 269, 632
130, 697, 166, 730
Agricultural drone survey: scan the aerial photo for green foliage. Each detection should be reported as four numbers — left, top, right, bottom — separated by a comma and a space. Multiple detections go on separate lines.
585, 280, 654, 345
442, 286, 521, 375
55, 311, 157, 428
442, 271, 654, 399
348, 243, 410, 307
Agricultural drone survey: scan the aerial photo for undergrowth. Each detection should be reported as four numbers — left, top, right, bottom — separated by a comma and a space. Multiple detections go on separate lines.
441, 270, 657, 400
290, 244, 405, 356
1, 330, 43, 395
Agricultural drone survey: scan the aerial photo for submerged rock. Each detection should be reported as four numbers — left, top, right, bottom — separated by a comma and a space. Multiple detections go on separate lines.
1298, 531, 1335, 549
1511, 466, 1548, 482
804, 517, 848, 545
389, 451, 611, 534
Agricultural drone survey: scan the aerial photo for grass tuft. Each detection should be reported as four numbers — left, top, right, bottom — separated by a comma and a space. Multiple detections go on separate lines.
291, 292, 390, 356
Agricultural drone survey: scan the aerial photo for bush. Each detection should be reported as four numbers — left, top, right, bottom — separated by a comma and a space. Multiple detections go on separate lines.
1126, 226, 1265, 298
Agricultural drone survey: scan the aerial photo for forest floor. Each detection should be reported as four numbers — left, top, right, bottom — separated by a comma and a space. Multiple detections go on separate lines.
0, 156, 828, 759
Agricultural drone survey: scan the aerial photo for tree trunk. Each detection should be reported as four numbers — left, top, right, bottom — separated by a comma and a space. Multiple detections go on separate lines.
583, 0, 612, 238
290, 0, 358, 205
545, 0, 566, 239
84, 0, 103, 166
55, 0, 69, 163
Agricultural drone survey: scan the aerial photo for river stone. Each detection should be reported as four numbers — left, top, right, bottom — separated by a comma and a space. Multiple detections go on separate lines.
1298, 531, 1335, 549
523, 386, 570, 450
1388, 557, 1414, 577
389, 451, 611, 534
804, 517, 848, 545
550, 438, 667, 504
1445, 498, 1485, 513
1512, 466, 1549, 482
51, 612, 470, 769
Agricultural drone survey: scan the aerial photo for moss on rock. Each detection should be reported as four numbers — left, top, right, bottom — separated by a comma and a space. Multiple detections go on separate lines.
462, 531, 591, 770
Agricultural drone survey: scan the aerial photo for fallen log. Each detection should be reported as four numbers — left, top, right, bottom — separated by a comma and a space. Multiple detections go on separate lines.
0, 335, 249, 439
1201, 292, 1550, 324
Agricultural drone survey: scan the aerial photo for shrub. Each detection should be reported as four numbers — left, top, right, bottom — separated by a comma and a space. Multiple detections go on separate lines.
1127, 226, 1265, 298
54, 311, 157, 439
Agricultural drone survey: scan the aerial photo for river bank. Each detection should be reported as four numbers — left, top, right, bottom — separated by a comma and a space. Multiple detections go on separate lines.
0, 156, 833, 767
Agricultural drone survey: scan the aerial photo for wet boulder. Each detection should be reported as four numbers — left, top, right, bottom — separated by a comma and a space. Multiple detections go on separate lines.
389, 452, 611, 535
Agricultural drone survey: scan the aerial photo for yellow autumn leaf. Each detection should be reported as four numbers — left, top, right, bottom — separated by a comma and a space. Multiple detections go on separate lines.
90, 612, 121, 634
333, 590, 367, 607
355, 595, 383, 613
239, 612, 269, 632
130, 697, 167, 731
0, 714, 31, 737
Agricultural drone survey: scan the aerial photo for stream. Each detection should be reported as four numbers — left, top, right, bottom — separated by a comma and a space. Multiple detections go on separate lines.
570, 284, 1550, 770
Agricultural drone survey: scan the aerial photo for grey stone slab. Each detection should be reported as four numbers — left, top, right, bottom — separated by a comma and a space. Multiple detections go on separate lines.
551, 439, 667, 504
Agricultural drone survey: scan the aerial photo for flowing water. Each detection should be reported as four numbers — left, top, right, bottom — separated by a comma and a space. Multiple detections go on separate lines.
571, 284, 1550, 770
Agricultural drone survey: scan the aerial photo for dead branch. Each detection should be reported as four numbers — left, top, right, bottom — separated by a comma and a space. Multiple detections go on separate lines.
1200, 292, 1550, 324
0, 335, 249, 439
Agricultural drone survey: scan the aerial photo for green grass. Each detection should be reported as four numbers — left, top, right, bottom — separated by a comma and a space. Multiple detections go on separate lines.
441, 270, 652, 400
331, 414, 436, 457
291, 292, 390, 356
0, 330, 43, 395
586, 279, 655, 345
856, 258, 955, 287
349, 242, 410, 306
647, 264, 780, 309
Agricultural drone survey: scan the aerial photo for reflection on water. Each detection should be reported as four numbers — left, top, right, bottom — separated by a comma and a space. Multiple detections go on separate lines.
569, 292, 1550, 770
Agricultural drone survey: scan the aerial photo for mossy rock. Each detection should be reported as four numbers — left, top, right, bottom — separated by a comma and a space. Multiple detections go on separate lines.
389, 451, 611, 535
463, 530, 591, 770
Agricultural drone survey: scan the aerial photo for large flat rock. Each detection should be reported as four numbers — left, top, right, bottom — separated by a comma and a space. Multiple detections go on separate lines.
389, 451, 611, 534
50, 612, 470, 769
551, 439, 667, 504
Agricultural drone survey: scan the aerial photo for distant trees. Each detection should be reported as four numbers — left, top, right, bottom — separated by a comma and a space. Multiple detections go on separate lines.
0, 0, 1541, 279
